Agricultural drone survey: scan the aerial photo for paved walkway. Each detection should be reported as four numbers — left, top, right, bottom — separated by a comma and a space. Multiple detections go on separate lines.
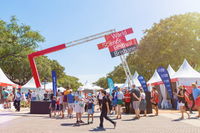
0, 110, 200, 133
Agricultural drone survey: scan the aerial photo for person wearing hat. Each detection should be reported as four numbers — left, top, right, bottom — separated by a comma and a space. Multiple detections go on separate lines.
67, 89, 74, 119
74, 94, 84, 126
192, 83, 200, 118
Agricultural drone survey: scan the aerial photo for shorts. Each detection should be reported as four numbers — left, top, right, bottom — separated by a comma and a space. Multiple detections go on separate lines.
88, 109, 94, 114
112, 100, 117, 107
74, 104, 84, 113
51, 106, 56, 112
63, 102, 68, 111
117, 99, 123, 105
59, 104, 63, 111
56, 104, 60, 111
195, 97, 200, 108
68, 103, 74, 109
178, 102, 185, 107
132, 101, 140, 110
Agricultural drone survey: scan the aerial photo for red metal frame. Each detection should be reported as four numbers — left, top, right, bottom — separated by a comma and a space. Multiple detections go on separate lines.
28, 44, 66, 88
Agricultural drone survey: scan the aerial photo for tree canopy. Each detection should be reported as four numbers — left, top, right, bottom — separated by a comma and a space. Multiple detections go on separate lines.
0, 16, 82, 90
95, 12, 200, 88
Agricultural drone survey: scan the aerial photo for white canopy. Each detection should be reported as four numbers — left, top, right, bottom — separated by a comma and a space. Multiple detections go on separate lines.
167, 65, 176, 77
123, 71, 141, 87
79, 83, 102, 91
0, 68, 16, 85
147, 70, 162, 84
22, 77, 36, 89
171, 59, 200, 79
171, 59, 200, 86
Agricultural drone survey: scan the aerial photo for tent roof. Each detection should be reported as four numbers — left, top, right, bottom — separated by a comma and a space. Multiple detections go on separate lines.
123, 71, 141, 87
147, 70, 162, 84
22, 77, 37, 89
0, 68, 16, 85
171, 59, 200, 79
79, 83, 102, 91
167, 65, 176, 77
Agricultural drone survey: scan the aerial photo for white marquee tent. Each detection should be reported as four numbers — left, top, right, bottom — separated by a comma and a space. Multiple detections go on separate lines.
167, 65, 176, 77
123, 71, 141, 87
171, 59, 200, 86
0, 68, 16, 86
22, 77, 36, 89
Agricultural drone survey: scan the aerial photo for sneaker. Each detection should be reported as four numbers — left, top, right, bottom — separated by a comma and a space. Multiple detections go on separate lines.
96, 126, 105, 130
113, 122, 116, 129
79, 120, 84, 123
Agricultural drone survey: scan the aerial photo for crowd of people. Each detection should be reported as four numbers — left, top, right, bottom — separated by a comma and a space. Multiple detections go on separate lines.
1, 88, 39, 111
1, 82, 200, 129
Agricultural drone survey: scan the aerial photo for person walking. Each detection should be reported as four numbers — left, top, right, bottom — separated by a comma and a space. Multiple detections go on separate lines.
192, 83, 200, 118
67, 89, 74, 118
116, 88, 124, 119
49, 96, 57, 118
131, 85, 141, 119
139, 88, 147, 117
74, 93, 84, 126
97, 90, 103, 111
111, 89, 117, 115
151, 87, 159, 116
86, 93, 94, 124
97, 90, 116, 130
176, 86, 190, 119
14, 88, 22, 112
124, 89, 131, 114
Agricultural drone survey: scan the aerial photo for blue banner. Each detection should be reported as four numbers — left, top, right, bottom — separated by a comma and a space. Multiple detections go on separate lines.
52, 70, 57, 96
157, 66, 173, 99
138, 75, 148, 92
107, 78, 114, 95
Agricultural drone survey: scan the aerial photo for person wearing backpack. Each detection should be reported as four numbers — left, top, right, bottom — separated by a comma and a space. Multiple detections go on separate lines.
192, 83, 200, 118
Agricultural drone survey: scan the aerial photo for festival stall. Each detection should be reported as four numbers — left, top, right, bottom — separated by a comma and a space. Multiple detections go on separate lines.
171, 59, 200, 88
0, 68, 17, 104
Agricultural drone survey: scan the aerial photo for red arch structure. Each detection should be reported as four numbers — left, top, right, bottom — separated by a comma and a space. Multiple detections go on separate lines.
28, 29, 114, 88
28, 28, 137, 88
28, 44, 66, 88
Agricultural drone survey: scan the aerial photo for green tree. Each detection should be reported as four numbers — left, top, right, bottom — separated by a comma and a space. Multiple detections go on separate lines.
96, 12, 200, 86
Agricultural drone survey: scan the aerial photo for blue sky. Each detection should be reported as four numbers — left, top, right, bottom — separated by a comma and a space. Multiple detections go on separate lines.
1, 0, 200, 84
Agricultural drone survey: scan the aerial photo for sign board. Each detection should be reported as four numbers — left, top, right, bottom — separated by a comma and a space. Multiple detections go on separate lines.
97, 28, 138, 58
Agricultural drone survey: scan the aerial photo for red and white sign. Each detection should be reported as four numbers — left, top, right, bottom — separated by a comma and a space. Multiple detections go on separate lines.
97, 36, 126, 50
97, 28, 133, 50
97, 27, 138, 58
105, 28, 133, 41
108, 38, 137, 52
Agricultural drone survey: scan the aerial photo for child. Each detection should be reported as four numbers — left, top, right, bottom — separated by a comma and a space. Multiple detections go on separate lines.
49, 96, 56, 118
56, 97, 60, 117
87, 93, 94, 124
74, 94, 84, 126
